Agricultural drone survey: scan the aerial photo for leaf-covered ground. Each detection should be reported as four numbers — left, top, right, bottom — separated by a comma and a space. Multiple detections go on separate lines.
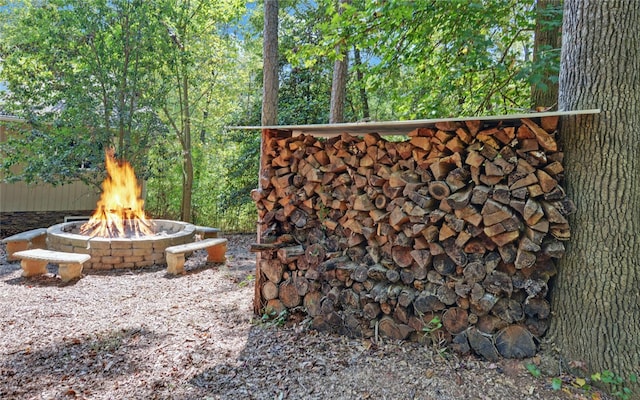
0, 235, 610, 400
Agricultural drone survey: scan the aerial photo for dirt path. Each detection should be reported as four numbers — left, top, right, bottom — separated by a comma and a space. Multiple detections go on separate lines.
0, 235, 608, 399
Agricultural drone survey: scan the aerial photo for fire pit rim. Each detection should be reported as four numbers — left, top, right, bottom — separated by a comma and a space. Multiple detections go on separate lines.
47, 219, 196, 242
46, 219, 197, 271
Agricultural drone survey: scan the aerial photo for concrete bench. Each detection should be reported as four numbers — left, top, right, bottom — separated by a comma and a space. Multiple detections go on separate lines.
12, 249, 91, 282
2, 228, 48, 261
165, 238, 227, 275
195, 226, 220, 239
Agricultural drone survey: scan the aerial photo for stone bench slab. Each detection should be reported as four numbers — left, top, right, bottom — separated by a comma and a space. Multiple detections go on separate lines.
165, 238, 227, 275
2, 228, 48, 261
13, 249, 91, 282
195, 226, 220, 238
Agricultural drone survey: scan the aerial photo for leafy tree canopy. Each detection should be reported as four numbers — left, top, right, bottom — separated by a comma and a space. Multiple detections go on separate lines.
291, 0, 561, 120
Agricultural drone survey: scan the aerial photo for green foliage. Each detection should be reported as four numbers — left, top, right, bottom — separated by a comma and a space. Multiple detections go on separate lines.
525, 363, 636, 400
1, 0, 259, 231
420, 315, 443, 347
591, 370, 636, 400
0, 0, 167, 184
259, 308, 289, 327
0, 121, 105, 186
422, 316, 442, 334
278, 1, 335, 124
526, 363, 542, 378
290, 0, 562, 119
237, 273, 255, 288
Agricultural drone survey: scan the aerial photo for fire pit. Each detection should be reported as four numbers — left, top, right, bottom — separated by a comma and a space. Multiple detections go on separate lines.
47, 220, 195, 270
43, 149, 197, 271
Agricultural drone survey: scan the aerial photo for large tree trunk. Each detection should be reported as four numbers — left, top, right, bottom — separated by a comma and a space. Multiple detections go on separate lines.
257, 0, 279, 312
531, 0, 561, 109
551, 0, 639, 392
262, 0, 279, 126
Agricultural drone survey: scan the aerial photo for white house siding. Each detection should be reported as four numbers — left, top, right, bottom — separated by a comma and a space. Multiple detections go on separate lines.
0, 180, 99, 212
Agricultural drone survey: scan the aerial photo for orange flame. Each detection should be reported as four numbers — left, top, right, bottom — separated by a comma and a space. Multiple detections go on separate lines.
80, 149, 154, 238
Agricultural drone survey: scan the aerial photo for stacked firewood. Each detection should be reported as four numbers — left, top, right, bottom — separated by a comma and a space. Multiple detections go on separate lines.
251, 116, 573, 360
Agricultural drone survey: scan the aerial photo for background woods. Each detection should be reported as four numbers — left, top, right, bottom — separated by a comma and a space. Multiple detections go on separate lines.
1, 0, 561, 229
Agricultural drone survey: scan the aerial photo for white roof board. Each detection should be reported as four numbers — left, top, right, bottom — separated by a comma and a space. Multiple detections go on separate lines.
231, 109, 601, 137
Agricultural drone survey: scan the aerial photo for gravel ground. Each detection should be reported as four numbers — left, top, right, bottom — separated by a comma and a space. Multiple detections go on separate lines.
0, 235, 610, 400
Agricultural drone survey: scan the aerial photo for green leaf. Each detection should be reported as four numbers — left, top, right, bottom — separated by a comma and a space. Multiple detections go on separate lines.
526, 363, 542, 378
551, 377, 562, 391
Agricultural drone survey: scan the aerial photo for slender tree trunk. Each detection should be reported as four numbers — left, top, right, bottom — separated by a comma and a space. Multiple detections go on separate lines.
181, 73, 193, 222
353, 46, 369, 120
551, 0, 639, 391
329, 53, 348, 123
531, 0, 561, 109
329, 0, 349, 124
262, 0, 279, 126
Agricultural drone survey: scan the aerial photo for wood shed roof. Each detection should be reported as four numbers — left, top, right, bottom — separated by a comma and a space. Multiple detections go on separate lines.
231, 109, 600, 137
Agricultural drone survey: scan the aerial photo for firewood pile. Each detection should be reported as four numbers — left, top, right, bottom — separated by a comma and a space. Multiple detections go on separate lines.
251, 115, 574, 360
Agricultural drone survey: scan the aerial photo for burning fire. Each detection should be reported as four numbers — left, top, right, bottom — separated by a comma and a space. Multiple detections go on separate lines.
80, 149, 154, 238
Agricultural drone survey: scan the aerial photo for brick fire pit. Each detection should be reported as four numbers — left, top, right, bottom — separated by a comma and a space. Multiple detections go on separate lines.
47, 219, 196, 270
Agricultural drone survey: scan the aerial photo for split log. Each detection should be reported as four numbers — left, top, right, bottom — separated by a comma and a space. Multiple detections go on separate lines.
378, 317, 414, 340
363, 302, 381, 319
467, 327, 500, 361
392, 246, 414, 268
433, 254, 456, 276
398, 287, 418, 308
491, 298, 524, 324
483, 271, 513, 297
261, 281, 279, 301
303, 291, 322, 316
428, 181, 451, 200
442, 307, 469, 335
277, 245, 304, 263
279, 279, 302, 308
437, 285, 458, 306
521, 118, 557, 152
261, 259, 285, 283
476, 314, 509, 334
494, 325, 537, 359
413, 293, 446, 314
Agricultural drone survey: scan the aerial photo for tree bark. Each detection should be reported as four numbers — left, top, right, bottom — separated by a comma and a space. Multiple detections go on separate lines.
329, 53, 348, 123
551, 0, 639, 391
531, 0, 561, 110
262, 0, 279, 126
180, 73, 193, 222
329, 0, 349, 124
353, 46, 369, 120
257, 1, 279, 313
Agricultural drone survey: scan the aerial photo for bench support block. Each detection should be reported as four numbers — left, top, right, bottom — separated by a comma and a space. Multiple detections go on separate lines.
166, 253, 186, 275
58, 263, 84, 282
21, 259, 48, 277
206, 242, 227, 263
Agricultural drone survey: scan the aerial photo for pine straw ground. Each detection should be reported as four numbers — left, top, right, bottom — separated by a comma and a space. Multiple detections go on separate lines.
0, 234, 610, 400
